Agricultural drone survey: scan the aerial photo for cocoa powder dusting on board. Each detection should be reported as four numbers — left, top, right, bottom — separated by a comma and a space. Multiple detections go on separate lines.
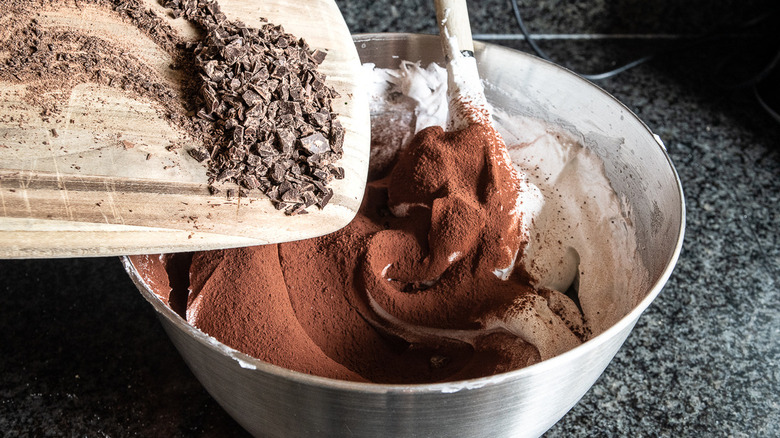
0, 0, 196, 124
130, 122, 589, 384
0, 0, 344, 214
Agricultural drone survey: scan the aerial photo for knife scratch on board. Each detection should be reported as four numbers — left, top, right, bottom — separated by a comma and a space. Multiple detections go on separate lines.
104, 179, 124, 225
0, 178, 6, 216
50, 139, 75, 220
18, 170, 33, 216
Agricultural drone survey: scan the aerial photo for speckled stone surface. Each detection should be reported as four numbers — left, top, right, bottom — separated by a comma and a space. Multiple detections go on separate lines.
2, 1, 779, 437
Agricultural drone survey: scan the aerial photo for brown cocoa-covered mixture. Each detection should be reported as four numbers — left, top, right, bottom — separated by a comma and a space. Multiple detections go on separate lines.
0, 0, 344, 213
131, 122, 586, 383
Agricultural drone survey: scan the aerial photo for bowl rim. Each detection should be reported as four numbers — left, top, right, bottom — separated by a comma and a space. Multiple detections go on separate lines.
123, 32, 686, 395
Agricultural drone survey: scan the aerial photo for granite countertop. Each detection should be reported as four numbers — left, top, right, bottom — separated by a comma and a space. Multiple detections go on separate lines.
2, 1, 779, 436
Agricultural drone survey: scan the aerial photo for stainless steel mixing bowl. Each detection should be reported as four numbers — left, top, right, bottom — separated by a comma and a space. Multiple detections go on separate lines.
123, 33, 685, 438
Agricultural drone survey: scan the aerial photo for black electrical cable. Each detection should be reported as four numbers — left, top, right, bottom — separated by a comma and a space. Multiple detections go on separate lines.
751, 48, 780, 123
509, 0, 654, 80
508, 0, 551, 61
722, 47, 780, 89
509, 0, 778, 82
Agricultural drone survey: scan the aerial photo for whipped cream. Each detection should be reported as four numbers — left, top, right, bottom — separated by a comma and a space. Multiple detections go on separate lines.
367, 61, 649, 352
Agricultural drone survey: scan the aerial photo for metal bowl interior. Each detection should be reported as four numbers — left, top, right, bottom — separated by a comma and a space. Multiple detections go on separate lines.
123, 33, 684, 438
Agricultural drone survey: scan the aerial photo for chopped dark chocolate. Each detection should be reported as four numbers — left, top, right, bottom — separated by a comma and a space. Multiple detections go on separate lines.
162, 0, 345, 215
0, 0, 346, 217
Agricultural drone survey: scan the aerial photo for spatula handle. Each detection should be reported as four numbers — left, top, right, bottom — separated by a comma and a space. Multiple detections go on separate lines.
434, 0, 474, 55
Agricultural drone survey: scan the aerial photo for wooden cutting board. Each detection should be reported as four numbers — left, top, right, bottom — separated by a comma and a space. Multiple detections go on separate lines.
0, 0, 369, 258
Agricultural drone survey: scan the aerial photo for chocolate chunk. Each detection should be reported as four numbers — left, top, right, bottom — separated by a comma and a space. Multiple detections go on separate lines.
281, 187, 300, 203
299, 132, 330, 155
232, 125, 244, 144
251, 65, 270, 83
225, 117, 239, 130
223, 46, 242, 65
188, 148, 211, 162
279, 101, 301, 117
277, 113, 295, 128
271, 62, 289, 78
311, 49, 327, 64
298, 122, 315, 137
275, 83, 290, 101
257, 141, 277, 158
249, 84, 271, 103
317, 187, 333, 208
214, 102, 228, 118
270, 162, 286, 183
242, 89, 262, 106
289, 86, 303, 101
285, 203, 308, 216
202, 60, 220, 79
245, 153, 262, 167
240, 174, 261, 190
202, 84, 218, 113
277, 180, 292, 194
265, 100, 279, 119
308, 111, 329, 127
301, 190, 317, 207
197, 108, 215, 121
243, 126, 257, 143
330, 120, 345, 154
310, 77, 326, 92
276, 128, 296, 154
267, 185, 280, 202
217, 168, 237, 182
227, 145, 246, 162
330, 165, 345, 180
301, 100, 317, 115
312, 168, 332, 182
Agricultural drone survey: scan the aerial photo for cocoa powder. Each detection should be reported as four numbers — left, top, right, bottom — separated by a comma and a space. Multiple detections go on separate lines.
0, 0, 198, 125
131, 121, 589, 383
